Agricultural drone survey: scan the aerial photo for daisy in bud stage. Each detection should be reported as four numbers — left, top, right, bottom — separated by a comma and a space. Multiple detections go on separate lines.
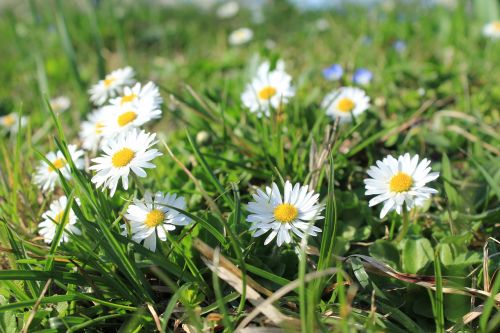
0, 113, 27, 133
246, 181, 323, 247
364, 153, 439, 219
483, 21, 500, 39
33, 145, 85, 193
322, 87, 370, 123
38, 196, 81, 244
110, 81, 163, 112
122, 191, 191, 251
241, 60, 295, 117
89, 67, 136, 106
79, 107, 109, 152
90, 129, 162, 197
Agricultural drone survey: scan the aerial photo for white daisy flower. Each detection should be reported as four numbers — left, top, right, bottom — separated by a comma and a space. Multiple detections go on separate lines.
246, 181, 323, 247
483, 21, 500, 39
322, 87, 370, 123
79, 107, 111, 152
241, 60, 295, 117
109, 82, 163, 112
216, 1, 239, 19
90, 129, 163, 197
89, 67, 136, 106
101, 104, 161, 139
0, 113, 27, 133
122, 191, 191, 251
50, 96, 71, 113
39, 196, 81, 244
364, 153, 439, 219
228, 27, 253, 46
33, 145, 85, 193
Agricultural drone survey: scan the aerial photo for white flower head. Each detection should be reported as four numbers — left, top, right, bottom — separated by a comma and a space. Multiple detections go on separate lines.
322, 87, 370, 124
89, 67, 136, 106
122, 191, 191, 251
216, 1, 239, 19
101, 104, 161, 139
246, 181, 323, 247
109, 81, 163, 112
90, 129, 163, 197
241, 60, 295, 117
228, 27, 253, 46
364, 153, 439, 218
483, 21, 500, 39
39, 196, 81, 244
79, 107, 111, 152
50, 96, 71, 113
0, 113, 27, 133
33, 145, 85, 193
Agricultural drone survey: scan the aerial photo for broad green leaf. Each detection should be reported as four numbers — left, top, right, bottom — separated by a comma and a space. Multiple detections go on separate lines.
402, 238, 434, 274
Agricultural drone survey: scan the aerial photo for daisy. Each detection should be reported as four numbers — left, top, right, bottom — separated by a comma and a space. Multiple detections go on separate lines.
352, 68, 373, 86
0, 113, 27, 133
79, 107, 110, 152
364, 153, 439, 218
228, 27, 253, 46
33, 145, 85, 193
50, 96, 71, 113
483, 21, 500, 39
89, 67, 136, 106
216, 1, 239, 19
101, 104, 162, 139
90, 129, 162, 197
322, 87, 370, 123
122, 191, 191, 251
39, 196, 81, 244
241, 60, 295, 117
246, 181, 323, 247
109, 82, 163, 112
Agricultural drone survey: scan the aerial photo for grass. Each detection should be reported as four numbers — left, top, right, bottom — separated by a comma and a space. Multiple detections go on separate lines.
0, 0, 499, 332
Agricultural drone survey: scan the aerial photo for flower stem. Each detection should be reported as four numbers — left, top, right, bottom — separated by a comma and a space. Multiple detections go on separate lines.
395, 206, 410, 243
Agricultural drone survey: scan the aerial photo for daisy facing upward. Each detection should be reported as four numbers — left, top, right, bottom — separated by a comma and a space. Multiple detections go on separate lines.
246, 181, 323, 247
322, 86, 370, 124
364, 153, 439, 219
90, 129, 163, 197
241, 59, 295, 117
89, 67, 136, 106
122, 191, 191, 251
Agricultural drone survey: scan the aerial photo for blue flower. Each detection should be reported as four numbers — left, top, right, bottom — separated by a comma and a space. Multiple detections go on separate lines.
352, 68, 373, 86
393, 40, 406, 53
322, 64, 343, 81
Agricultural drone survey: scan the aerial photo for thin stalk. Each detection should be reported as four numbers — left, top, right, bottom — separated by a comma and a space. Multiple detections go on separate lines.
395, 206, 410, 243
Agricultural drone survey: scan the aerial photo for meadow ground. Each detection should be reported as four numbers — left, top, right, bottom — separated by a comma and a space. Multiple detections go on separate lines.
0, 0, 499, 332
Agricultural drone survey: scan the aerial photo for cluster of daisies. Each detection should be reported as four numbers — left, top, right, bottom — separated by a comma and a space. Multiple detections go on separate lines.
31, 63, 440, 252
33, 67, 190, 251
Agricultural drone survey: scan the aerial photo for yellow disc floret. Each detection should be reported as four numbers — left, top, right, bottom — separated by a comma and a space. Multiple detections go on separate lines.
273, 203, 298, 223
258, 86, 277, 100
144, 209, 165, 228
389, 172, 413, 193
2, 114, 16, 126
103, 77, 115, 87
117, 111, 138, 127
337, 98, 355, 112
95, 122, 104, 134
111, 148, 135, 167
48, 158, 66, 172
121, 93, 138, 105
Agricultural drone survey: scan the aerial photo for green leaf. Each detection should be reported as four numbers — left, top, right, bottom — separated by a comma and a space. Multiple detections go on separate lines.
369, 240, 400, 269
402, 238, 434, 274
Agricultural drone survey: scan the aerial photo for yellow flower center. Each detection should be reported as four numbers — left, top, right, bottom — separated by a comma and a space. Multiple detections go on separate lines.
493, 22, 500, 31
111, 148, 135, 167
117, 111, 137, 127
258, 86, 277, 100
121, 93, 137, 105
2, 114, 16, 126
144, 209, 165, 228
95, 122, 104, 134
48, 158, 66, 172
389, 172, 413, 193
53, 211, 64, 224
273, 203, 298, 223
103, 77, 115, 87
337, 98, 355, 112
